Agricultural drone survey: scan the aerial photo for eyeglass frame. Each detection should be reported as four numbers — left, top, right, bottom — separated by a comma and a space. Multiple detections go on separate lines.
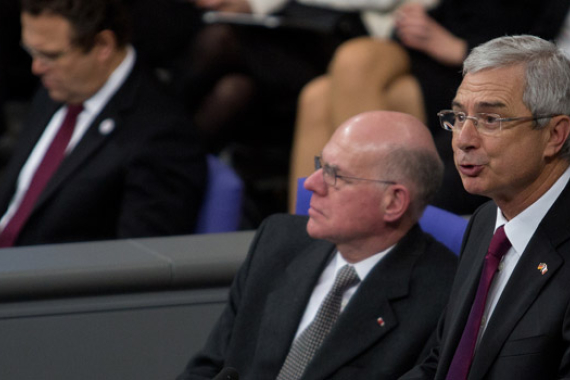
437, 110, 562, 135
20, 42, 77, 66
314, 156, 397, 187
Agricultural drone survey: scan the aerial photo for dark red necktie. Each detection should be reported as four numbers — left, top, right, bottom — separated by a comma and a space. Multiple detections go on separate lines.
0, 104, 83, 247
446, 225, 511, 380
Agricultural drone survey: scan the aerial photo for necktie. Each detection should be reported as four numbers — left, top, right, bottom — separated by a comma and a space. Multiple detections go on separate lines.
446, 225, 511, 380
0, 104, 83, 247
277, 264, 360, 380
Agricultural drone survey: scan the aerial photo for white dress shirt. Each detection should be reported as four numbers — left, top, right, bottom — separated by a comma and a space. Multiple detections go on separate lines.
294, 245, 394, 338
476, 167, 570, 347
0, 47, 136, 231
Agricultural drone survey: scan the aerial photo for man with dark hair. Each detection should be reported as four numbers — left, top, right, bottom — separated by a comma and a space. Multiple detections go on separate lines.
178, 110, 457, 380
402, 35, 570, 380
0, 0, 206, 247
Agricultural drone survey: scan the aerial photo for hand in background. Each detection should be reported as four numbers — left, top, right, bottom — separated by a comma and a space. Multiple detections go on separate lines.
395, 3, 467, 66
193, 0, 252, 13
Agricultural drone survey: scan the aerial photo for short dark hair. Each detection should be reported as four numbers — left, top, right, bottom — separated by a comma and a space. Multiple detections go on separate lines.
21, 0, 132, 51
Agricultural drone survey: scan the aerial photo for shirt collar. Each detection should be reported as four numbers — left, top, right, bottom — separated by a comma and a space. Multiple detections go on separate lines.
496, 166, 570, 255
335, 244, 394, 281
83, 45, 136, 115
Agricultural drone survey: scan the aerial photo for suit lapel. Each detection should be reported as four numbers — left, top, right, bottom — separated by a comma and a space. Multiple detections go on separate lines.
253, 239, 336, 378
36, 111, 118, 207
32, 62, 140, 210
468, 184, 570, 379
0, 94, 59, 211
469, 236, 562, 379
437, 212, 496, 372
302, 226, 426, 380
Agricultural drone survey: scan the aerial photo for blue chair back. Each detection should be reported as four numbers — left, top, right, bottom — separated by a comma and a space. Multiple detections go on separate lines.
195, 155, 243, 233
295, 177, 467, 255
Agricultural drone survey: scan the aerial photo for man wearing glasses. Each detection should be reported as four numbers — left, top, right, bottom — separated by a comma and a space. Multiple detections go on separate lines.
402, 35, 570, 380
178, 110, 457, 379
0, 0, 206, 247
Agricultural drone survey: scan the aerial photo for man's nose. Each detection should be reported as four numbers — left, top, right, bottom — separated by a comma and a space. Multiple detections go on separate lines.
304, 169, 327, 195
454, 118, 480, 151
31, 57, 49, 76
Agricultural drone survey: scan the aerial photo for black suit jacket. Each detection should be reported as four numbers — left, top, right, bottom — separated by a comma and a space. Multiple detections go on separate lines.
178, 214, 458, 380
0, 58, 206, 246
402, 181, 570, 379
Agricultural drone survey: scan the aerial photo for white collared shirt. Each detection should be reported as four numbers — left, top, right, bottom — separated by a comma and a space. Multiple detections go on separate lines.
476, 167, 570, 346
0, 46, 136, 231
294, 246, 394, 338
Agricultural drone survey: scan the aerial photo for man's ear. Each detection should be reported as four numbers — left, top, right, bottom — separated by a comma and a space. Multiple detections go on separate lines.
544, 115, 570, 159
383, 184, 410, 223
93, 30, 117, 61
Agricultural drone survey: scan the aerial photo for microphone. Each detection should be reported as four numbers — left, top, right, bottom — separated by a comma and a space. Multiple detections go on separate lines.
212, 367, 239, 380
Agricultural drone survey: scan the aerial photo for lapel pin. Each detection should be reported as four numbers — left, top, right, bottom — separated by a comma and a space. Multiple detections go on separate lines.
377, 317, 385, 327
537, 263, 548, 275
99, 118, 115, 135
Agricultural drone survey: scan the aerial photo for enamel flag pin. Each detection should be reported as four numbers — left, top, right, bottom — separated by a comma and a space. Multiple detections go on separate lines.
377, 317, 386, 327
99, 118, 115, 135
537, 263, 548, 275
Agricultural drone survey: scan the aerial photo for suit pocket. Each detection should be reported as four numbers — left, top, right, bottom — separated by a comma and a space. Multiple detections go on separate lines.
499, 335, 549, 357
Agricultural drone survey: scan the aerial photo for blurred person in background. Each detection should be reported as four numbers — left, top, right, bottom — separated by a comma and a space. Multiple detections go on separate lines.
0, 0, 206, 248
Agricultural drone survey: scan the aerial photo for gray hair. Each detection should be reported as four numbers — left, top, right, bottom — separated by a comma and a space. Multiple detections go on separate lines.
381, 147, 444, 218
464, 35, 570, 159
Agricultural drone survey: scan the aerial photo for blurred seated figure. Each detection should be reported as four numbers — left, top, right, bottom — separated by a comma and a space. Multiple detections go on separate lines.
289, 0, 570, 215
176, 0, 352, 153
178, 0, 439, 153
177, 111, 457, 380
0, 0, 206, 248
174, 0, 439, 226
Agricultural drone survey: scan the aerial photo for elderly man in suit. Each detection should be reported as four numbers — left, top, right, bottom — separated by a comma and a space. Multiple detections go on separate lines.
177, 110, 458, 380
401, 35, 570, 380
0, 0, 206, 247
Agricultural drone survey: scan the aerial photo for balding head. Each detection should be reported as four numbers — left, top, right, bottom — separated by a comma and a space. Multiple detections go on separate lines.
305, 110, 443, 259
331, 110, 438, 155
329, 111, 443, 216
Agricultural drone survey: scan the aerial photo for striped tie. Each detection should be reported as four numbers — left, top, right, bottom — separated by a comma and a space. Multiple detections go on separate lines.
277, 264, 360, 380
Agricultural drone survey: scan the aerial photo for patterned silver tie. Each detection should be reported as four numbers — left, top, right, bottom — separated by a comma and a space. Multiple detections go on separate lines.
276, 264, 360, 380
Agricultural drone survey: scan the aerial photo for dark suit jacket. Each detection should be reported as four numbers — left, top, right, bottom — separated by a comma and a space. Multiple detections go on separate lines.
178, 214, 458, 380
0, 58, 206, 246
401, 181, 570, 379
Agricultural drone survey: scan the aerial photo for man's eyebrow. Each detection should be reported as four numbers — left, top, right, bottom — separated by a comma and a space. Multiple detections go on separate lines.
478, 101, 507, 109
324, 161, 340, 171
321, 156, 344, 174
21, 43, 63, 56
451, 100, 463, 109
451, 100, 507, 109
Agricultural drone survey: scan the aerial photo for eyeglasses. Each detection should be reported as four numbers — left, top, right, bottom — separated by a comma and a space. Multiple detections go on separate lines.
314, 156, 396, 187
437, 110, 561, 136
20, 42, 75, 66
